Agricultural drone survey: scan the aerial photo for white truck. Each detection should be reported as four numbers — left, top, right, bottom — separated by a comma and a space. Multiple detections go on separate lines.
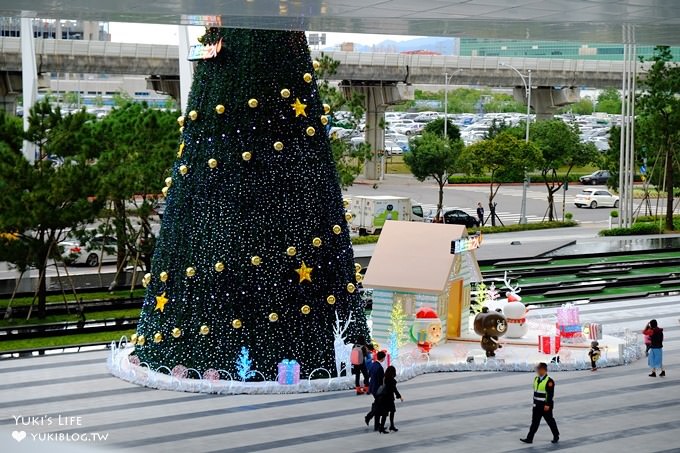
349, 196, 424, 235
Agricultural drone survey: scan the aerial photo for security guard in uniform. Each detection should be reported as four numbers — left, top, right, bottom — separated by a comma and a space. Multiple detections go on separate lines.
521, 362, 560, 444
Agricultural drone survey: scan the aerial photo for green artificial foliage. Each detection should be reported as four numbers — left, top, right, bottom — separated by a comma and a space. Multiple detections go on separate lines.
133, 28, 369, 380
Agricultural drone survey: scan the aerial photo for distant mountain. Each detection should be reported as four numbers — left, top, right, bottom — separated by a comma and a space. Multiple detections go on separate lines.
327, 37, 459, 55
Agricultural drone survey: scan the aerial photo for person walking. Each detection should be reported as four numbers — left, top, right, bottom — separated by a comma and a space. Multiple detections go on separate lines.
643, 320, 666, 377
521, 362, 560, 444
364, 351, 386, 431
476, 202, 485, 226
350, 335, 370, 395
375, 366, 403, 433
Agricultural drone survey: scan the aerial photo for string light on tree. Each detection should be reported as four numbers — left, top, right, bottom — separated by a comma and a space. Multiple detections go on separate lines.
132, 28, 369, 381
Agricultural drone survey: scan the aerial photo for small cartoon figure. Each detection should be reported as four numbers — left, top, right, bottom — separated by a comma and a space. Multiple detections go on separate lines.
473, 307, 508, 357
409, 307, 442, 354
588, 340, 601, 371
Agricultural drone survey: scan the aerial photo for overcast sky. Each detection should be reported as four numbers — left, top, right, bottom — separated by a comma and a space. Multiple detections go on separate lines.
108, 22, 420, 47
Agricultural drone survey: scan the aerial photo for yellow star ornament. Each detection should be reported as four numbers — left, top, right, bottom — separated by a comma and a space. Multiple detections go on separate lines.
155, 292, 169, 312
295, 261, 313, 283
291, 98, 307, 117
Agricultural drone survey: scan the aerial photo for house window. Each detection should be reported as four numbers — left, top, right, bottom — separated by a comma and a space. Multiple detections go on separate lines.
393, 293, 416, 316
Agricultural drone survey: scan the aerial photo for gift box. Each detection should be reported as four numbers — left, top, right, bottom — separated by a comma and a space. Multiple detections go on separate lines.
277, 359, 300, 385
556, 304, 580, 326
557, 323, 582, 338
584, 323, 603, 340
538, 335, 561, 354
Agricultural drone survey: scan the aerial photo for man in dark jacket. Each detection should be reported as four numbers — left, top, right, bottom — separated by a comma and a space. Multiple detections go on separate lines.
521, 362, 559, 444
364, 351, 386, 431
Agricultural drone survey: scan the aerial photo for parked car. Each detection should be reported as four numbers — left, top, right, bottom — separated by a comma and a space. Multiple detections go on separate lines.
574, 189, 620, 209
384, 141, 403, 156
443, 209, 480, 227
59, 235, 117, 267
579, 170, 610, 185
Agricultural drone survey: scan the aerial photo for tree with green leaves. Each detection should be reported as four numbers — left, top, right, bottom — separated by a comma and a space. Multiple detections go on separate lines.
637, 46, 680, 231
423, 117, 461, 142
315, 54, 371, 188
596, 88, 622, 114
404, 132, 462, 222
0, 100, 101, 318
460, 131, 541, 226
93, 102, 179, 285
528, 120, 601, 221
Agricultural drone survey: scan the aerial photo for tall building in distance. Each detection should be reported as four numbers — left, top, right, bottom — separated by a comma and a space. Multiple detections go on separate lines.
459, 38, 680, 61
0, 18, 110, 41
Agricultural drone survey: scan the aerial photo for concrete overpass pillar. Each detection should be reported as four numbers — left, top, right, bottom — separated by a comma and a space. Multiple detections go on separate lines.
340, 81, 413, 180
21, 18, 38, 162
513, 86, 580, 121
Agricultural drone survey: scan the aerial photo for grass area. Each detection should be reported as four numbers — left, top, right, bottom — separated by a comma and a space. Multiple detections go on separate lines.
517, 264, 680, 285
352, 235, 380, 245
0, 288, 146, 309
385, 156, 410, 174
0, 329, 136, 352
0, 308, 141, 328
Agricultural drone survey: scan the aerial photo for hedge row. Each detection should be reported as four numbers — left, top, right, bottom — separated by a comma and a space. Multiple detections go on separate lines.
448, 173, 590, 184
599, 223, 663, 236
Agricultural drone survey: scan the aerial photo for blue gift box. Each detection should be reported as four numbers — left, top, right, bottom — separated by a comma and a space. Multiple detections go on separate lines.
277, 359, 300, 385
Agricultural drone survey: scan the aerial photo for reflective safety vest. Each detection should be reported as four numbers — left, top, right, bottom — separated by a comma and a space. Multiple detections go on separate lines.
533, 375, 549, 404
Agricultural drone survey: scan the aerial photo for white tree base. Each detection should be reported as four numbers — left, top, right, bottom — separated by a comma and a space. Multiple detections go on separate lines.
107, 333, 641, 395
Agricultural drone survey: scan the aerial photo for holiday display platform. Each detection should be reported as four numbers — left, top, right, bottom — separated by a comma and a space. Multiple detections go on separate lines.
108, 315, 640, 394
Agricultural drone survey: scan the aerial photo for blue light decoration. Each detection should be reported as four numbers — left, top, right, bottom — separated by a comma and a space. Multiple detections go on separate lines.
277, 359, 301, 385
236, 346, 255, 381
388, 331, 399, 361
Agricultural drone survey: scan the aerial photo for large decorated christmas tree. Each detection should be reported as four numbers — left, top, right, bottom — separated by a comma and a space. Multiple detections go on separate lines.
132, 28, 370, 380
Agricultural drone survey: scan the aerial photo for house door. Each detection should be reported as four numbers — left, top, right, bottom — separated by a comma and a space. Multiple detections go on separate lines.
447, 279, 463, 339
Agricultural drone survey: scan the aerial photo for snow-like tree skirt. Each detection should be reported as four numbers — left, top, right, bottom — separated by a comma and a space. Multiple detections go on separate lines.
108, 333, 641, 395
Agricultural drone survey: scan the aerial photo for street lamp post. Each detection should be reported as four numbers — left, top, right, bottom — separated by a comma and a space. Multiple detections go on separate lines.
443, 69, 462, 140
501, 63, 532, 225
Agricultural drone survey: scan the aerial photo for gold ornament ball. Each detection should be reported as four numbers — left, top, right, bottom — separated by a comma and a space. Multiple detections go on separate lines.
189, 110, 198, 121
327, 295, 336, 305
248, 98, 258, 108
323, 103, 331, 114
347, 283, 356, 293
343, 199, 350, 208
142, 272, 151, 286
355, 273, 363, 283
137, 335, 146, 346
306, 126, 316, 136
214, 261, 225, 272
186, 267, 196, 278
200, 325, 210, 335
179, 165, 188, 176
303, 73, 313, 83
171, 327, 182, 338
165, 177, 173, 187
232, 319, 242, 329
130, 333, 138, 345
273, 141, 284, 151
286, 246, 297, 256
312, 237, 322, 247
161, 186, 169, 197
215, 104, 225, 114
153, 332, 163, 343
301, 305, 311, 315
332, 225, 342, 235
280, 88, 291, 98
355, 262, 362, 273
320, 115, 329, 125
251, 255, 262, 266
160, 271, 169, 282
177, 116, 185, 126
269, 313, 279, 322
312, 60, 321, 71
208, 158, 218, 169
242, 151, 252, 161
179, 126, 184, 133
344, 212, 353, 222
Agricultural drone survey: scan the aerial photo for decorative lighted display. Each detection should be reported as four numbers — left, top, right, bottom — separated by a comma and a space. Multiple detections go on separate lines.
451, 232, 483, 254
133, 28, 369, 382
187, 38, 223, 60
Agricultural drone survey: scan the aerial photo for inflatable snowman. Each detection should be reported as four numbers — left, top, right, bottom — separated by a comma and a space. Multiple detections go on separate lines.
500, 272, 528, 338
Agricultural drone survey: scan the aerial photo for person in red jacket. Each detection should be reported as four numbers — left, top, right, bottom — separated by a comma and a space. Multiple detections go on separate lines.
643, 319, 666, 377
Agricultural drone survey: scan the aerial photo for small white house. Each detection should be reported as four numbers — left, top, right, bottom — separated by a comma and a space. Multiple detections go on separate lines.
362, 221, 482, 346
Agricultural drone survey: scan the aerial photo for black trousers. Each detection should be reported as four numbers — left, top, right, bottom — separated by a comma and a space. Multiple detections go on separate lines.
353, 363, 368, 387
527, 405, 559, 440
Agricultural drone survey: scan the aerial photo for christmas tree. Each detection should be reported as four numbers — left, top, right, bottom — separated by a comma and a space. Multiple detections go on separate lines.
132, 28, 369, 380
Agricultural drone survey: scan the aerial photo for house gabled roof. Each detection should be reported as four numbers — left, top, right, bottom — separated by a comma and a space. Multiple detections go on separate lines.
362, 221, 466, 295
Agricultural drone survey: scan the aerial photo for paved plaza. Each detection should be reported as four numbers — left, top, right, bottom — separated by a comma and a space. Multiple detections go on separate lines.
1, 294, 679, 453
